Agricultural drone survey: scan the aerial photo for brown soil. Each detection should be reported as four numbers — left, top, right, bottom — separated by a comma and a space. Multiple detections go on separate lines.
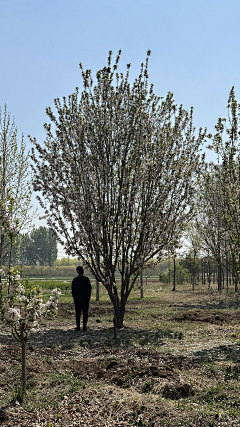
1, 288, 240, 426
0, 342, 197, 426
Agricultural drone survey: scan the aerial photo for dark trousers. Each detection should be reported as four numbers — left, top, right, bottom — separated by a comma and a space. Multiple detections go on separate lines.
74, 300, 89, 329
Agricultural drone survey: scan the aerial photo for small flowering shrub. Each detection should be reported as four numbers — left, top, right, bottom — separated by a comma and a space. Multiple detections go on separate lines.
1, 268, 60, 335
0, 267, 61, 390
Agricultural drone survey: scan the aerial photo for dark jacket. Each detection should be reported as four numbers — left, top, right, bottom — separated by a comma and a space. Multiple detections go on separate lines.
72, 275, 92, 303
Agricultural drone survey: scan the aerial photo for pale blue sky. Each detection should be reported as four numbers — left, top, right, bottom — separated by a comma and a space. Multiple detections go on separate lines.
1, 0, 240, 256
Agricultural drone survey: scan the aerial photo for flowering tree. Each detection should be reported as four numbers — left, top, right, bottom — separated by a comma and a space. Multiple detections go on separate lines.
198, 87, 240, 292
30, 50, 205, 327
0, 195, 20, 302
0, 105, 35, 299
0, 267, 60, 390
196, 166, 227, 291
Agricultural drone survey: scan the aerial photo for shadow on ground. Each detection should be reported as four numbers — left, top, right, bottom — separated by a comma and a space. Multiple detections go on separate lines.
193, 342, 240, 364
0, 322, 183, 351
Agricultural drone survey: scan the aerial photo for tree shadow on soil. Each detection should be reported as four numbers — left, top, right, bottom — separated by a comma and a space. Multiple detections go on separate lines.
193, 342, 240, 364
172, 300, 240, 311
0, 323, 186, 353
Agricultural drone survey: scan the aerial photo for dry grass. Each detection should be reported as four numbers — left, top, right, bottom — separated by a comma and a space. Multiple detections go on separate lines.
1, 280, 240, 426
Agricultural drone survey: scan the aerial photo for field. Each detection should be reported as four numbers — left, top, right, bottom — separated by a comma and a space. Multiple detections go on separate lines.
1, 279, 240, 426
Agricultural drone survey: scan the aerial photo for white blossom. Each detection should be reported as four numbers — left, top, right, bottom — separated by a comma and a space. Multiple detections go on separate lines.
4, 307, 20, 322
1, 270, 60, 341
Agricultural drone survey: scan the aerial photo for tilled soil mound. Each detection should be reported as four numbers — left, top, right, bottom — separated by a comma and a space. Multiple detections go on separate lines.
0, 345, 193, 392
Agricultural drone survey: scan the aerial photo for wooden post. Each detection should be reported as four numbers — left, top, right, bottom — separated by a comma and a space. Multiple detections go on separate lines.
96, 280, 99, 301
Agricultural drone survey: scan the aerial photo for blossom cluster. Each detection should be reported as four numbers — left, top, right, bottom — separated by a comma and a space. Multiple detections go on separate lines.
1, 268, 60, 338
0, 196, 19, 236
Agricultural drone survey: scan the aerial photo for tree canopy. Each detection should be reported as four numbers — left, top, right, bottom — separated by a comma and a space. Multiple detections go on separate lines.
31, 50, 206, 325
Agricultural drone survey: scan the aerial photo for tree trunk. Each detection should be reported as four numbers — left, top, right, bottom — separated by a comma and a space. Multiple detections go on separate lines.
172, 255, 176, 291
168, 254, 171, 286
21, 327, 26, 391
113, 314, 117, 339
208, 259, 211, 290
110, 292, 125, 329
96, 280, 99, 301
226, 259, 229, 292
0, 276, 2, 306
119, 294, 127, 328
108, 275, 137, 330
8, 236, 13, 275
218, 262, 222, 292
140, 270, 143, 299
0, 233, 4, 304
192, 251, 196, 291
203, 259, 206, 285
0, 233, 5, 266
235, 277, 238, 293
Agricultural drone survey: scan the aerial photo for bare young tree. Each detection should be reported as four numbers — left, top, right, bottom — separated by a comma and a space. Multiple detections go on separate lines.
30, 50, 205, 327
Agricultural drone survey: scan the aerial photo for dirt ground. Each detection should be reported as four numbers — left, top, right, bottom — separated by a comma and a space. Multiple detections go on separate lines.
1, 283, 240, 426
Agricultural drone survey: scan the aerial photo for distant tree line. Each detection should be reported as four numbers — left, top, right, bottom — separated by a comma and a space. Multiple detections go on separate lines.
1, 226, 58, 267
159, 253, 235, 292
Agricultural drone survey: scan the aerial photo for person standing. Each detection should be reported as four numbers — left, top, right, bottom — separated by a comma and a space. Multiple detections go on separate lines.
72, 266, 92, 331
